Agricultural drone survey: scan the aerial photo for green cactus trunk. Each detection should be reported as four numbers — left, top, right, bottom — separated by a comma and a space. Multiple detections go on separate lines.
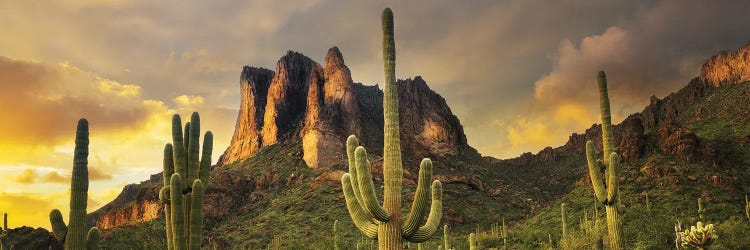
48, 119, 102, 250
585, 71, 624, 250
333, 220, 339, 250
159, 113, 213, 250
1, 213, 9, 250
340, 8, 443, 250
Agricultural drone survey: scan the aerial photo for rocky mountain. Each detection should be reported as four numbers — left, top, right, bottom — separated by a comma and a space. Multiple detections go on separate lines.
90, 46, 472, 231
83, 43, 750, 248
219, 46, 469, 169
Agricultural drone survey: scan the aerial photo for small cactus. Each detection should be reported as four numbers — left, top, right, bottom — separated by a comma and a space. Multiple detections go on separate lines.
698, 198, 705, 219
333, 220, 339, 250
48, 119, 102, 250
469, 233, 477, 250
443, 225, 451, 250
502, 218, 508, 249
561, 203, 568, 238
679, 222, 717, 250
745, 195, 749, 220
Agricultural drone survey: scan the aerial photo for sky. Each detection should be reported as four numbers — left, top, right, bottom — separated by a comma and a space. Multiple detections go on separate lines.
1, 0, 750, 228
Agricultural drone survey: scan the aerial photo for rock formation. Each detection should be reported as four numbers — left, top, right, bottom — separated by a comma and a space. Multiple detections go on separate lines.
219, 47, 468, 168
700, 43, 750, 87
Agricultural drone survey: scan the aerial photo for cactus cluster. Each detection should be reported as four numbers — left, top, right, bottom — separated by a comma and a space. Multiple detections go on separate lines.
679, 222, 717, 250
49, 119, 102, 250
340, 8, 443, 250
585, 71, 624, 249
159, 112, 213, 250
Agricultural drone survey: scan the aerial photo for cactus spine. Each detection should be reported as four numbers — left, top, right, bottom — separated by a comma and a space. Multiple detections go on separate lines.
469, 233, 477, 250
585, 71, 624, 250
561, 203, 568, 238
340, 8, 443, 250
698, 198, 705, 219
159, 112, 213, 250
48, 119, 102, 250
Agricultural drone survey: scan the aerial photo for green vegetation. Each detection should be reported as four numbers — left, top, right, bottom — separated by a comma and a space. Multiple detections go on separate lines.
159, 112, 213, 250
339, 8, 443, 249
49, 119, 102, 250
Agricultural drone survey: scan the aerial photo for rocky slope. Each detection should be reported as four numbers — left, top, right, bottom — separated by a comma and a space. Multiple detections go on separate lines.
701, 43, 750, 87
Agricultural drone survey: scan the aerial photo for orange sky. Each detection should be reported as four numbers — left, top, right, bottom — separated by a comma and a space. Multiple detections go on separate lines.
1, 0, 750, 228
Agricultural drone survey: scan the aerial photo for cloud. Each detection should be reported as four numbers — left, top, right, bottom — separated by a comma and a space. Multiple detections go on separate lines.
11, 169, 39, 184
174, 95, 205, 107
42, 171, 68, 183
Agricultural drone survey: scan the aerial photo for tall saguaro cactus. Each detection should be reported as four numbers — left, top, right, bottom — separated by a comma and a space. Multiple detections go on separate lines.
159, 112, 213, 250
340, 8, 443, 250
49, 119, 102, 250
585, 71, 624, 250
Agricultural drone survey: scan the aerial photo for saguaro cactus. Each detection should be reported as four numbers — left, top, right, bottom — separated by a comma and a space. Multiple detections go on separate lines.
49, 119, 102, 250
502, 218, 508, 249
698, 198, 705, 219
159, 112, 213, 250
340, 8, 443, 250
585, 71, 624, 250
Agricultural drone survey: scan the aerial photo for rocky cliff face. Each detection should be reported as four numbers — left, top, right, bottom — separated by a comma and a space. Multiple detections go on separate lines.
700, 43, 750, 87
88, 174, 163, 230
219, 47, 468, 168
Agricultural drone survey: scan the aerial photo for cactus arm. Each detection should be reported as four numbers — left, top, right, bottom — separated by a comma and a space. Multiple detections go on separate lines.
170, 173, 186, 250
189, 180, 204, 249
342, 174, 379, 239
86, 227, 101, 250
586, 141, 607, 203
188, 112, 201, 186
162, 144, 174, 250
171, 115, 187, 192
607, 153, 619, 202
65, 118, 89, 249
199, 131, 213, 185
598, 71, 614, 165
402, 159, 433, 237
346, 136, 365, 205
404, 181, 442, 243
353, 147, 391, 222
49, 209, 67, 243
